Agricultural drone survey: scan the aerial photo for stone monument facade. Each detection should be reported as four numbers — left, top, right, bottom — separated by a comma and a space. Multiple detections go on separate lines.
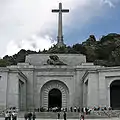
0, 54, 120, 110
0, 3, 120, 111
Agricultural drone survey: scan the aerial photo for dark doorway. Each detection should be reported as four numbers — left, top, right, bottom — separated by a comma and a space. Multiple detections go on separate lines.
110, 80, 120, 109
48, 88, 62, 108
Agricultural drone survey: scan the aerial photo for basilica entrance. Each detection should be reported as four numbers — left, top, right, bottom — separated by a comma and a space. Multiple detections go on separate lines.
40, 80, 69, 109
48, 88, 62, 108
110, 80, 120, 109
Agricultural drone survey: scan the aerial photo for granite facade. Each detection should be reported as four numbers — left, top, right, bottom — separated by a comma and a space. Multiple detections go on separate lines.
0, 54, 120, 110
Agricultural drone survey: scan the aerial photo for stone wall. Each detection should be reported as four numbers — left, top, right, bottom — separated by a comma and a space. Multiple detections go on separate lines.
34, 66, 75, 108
7, 72, 19, 108
25, 54, 86, 66
0, 69, 8, 110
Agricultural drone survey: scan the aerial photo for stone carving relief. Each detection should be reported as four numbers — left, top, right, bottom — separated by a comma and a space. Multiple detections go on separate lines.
47, 55, 67, 65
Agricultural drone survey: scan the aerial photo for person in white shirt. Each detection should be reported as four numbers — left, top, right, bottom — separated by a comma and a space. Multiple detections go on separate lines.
5, 111, 9, 120
12, 111, 17, 120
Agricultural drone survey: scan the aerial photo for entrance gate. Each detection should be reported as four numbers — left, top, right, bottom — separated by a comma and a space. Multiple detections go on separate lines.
48, 88, 62, 108
40, 80, 69, 109
110, 80, 120, 109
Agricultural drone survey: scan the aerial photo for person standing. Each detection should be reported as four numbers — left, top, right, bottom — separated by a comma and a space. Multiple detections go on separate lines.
8, 111, 11, 120
70, 107, 73, 112
32, 112, 36, 120
63, 112, 66, 120
81, 114, 84, 120
24, 112, 28, 120
12, 111, 17, 120
57, 112, 60, 119
74, 106, 77, 112
28, 112, 32, 120
79, 112, 81, 120
5, 111, 9, 120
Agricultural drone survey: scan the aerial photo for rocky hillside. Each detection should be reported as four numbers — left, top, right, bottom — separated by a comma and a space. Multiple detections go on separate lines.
0, 33, 120, 67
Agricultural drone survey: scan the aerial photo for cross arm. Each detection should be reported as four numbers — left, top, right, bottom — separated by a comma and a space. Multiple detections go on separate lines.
62, 9, 69, 12
52, 9, 59, 12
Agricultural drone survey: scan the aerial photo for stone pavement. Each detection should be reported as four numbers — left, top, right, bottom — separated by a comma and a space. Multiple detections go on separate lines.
0, 118, 120, 120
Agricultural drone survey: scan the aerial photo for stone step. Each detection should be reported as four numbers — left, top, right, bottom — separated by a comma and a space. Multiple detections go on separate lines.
17, 112, 111, 119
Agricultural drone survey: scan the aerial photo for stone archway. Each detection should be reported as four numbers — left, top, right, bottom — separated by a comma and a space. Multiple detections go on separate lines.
40, 80, 69, 109
110, 80, 120, 109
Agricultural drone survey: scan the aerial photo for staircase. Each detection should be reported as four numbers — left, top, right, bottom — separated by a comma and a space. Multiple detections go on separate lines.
18, 111, 112, 119
93, 110, 120, 118
1, 109, 120, 119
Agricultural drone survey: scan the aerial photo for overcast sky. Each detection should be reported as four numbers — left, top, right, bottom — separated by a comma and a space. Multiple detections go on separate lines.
0, 0, 120, 57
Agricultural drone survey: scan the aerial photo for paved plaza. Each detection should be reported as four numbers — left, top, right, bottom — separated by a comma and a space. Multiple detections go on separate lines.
0, 118, 120, 120
17, 118, 120, 120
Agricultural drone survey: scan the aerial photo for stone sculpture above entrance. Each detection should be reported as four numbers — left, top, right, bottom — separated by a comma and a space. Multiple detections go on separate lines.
47, 55, 67, 65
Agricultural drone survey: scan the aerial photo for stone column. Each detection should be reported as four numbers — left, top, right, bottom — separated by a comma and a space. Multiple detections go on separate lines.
87, 73, 99, 107
58, 3, 63, 44
98, 73, 107, 107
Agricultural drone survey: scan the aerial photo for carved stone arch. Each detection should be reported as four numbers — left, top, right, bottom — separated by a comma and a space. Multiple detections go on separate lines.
108, 79, 120, 88
40, 80, 69, 109
109, 79, 120, 109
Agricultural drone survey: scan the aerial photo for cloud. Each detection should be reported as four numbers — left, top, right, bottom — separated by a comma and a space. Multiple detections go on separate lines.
101, 0, 115, 8
6, 35, 56, 56
0, 0, 119, 57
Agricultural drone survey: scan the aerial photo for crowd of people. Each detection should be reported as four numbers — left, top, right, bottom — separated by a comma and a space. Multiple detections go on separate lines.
2, 106, 112, 120
2, 108, 36, 120
35, 106, 112, 112
93, 106, 112, 111
34, 106, 92, 113
3, 107, 18, 120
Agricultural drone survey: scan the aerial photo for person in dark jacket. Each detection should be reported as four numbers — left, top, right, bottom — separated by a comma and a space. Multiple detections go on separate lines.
28, 112, 32, 120
24, 112, 28, 120
8, 111, 11, 120
57, 112, 60, 119
81, 114, 84, 120
63, 112, 66, 120
32, 112, 36, 120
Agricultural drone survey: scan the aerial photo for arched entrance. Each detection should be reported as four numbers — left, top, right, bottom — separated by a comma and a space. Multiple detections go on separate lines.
110, 80, 120, 109
40, 80, 69, 109
48, 88, 62, 108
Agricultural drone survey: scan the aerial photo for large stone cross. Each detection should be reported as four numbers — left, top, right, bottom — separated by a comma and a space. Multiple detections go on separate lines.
52, 3, 69, 47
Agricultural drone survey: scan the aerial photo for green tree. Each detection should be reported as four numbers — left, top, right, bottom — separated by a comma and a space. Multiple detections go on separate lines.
0, 59, 10, 67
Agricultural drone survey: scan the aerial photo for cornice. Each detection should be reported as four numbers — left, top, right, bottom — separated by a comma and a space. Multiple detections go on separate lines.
96, 66, 120, 72
37, 74, 74, 77
0, 67, 9, 72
